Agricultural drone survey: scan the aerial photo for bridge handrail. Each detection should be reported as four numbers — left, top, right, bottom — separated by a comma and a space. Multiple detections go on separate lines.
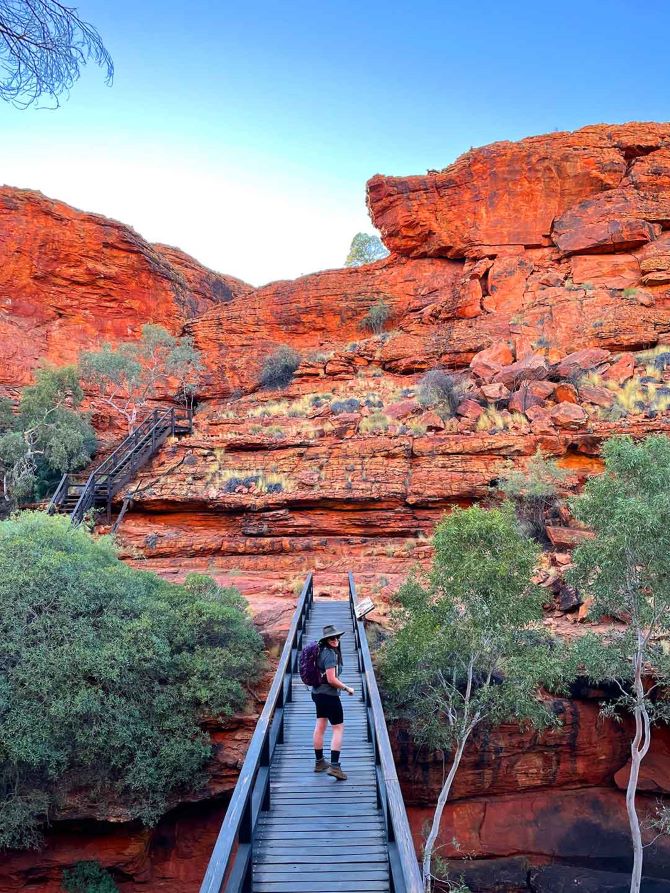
199, 572, 314, 893
49, 407, 189, 522
348, 572, 423, 893
96, 407, 172, 479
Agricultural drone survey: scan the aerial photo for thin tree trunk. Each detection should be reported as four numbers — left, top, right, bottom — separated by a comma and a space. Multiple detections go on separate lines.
628, 647, 652, 893
422, 734, 469, 892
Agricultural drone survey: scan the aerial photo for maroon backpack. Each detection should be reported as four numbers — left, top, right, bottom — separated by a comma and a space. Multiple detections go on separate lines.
299, 641, 323, 687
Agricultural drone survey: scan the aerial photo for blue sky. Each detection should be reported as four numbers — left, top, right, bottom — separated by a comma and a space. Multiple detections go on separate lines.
2, 0, 670, 285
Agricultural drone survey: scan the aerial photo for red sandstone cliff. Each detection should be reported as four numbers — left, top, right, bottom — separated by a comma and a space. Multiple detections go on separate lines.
2, 123, 670, 890
0, 187, 251, 391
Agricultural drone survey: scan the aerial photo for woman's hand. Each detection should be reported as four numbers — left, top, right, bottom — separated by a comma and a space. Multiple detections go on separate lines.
346, 685, 355, 696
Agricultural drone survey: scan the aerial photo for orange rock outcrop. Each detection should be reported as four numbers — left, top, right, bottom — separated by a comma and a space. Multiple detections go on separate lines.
3, 122, 670, 890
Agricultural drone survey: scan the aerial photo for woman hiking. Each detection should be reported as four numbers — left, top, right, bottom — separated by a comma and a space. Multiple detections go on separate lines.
312, 624, 354, 780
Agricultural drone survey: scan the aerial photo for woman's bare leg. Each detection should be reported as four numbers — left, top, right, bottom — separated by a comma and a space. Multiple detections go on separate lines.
331, 722, 344, 752
313, 717, 328, 749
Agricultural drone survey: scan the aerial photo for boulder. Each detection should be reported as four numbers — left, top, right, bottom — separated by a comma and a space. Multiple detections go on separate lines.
481, 382, 511, 402
494, 354, 549, 388
579, 384, 615, 407
556, 348, 612, 378
554, 382, 579, 403
508, 386, 544, 414
456, 398, 485, 420
546, 526, 595, 548
550, 403, 589, 429
470, 341, 515, 380
603, 354, 635, 384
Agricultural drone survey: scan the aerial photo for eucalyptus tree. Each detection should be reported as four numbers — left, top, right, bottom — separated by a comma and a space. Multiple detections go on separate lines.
568, 435, 670, 893
0, 365, 94, 508
79, 324, 202, 432
345, 232, 389, 266
379, 504, 563, 892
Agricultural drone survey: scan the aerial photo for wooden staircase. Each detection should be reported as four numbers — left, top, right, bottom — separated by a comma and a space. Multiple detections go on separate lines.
48, 407, 192, 525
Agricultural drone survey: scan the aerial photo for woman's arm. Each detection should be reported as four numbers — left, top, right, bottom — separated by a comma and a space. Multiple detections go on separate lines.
326, 667, 353, 694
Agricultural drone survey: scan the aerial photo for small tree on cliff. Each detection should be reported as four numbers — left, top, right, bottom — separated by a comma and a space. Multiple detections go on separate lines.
79, 324, 202, 432
567, 435, 670, 893
0, 365, 95, 508
379, 505, 563, 892
345, 232, 389, 267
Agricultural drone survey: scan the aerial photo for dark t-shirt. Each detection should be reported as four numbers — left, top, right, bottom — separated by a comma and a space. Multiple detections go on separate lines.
312, 646, 341, 697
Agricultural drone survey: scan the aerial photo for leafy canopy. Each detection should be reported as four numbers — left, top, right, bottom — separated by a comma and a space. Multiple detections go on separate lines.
567, 435, 670, 723
380, 504, 560, 749
345, 232, 389, 267
0, 512, 264, 850
79, 324, 202, 432
0, 366, 95, 508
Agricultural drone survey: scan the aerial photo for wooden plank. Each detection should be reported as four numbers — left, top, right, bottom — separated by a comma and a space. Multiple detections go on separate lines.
254, 876, 389, 893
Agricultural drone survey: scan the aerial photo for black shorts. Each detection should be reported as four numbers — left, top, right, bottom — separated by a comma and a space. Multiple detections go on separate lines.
312, 693, 344, 725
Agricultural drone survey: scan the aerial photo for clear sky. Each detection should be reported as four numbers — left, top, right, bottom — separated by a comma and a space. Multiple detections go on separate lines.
2, 0, 670, 286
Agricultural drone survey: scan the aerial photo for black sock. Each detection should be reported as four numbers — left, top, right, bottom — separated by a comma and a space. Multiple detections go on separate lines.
330, 749, 341, 765
315, 748, 323, 761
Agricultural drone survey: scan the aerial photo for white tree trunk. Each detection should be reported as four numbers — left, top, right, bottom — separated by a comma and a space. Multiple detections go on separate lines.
628, 649, 652, 893
422, 735, 469, 893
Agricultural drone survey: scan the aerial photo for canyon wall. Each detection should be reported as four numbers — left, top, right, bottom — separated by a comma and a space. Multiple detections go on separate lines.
2, 122, 670, 890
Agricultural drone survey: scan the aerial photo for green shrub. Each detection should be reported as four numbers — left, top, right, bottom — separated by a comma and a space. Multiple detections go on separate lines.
360, 299, 392, 335
63, 862, 118, 893
417, 369, 464, 417
359, 412, 391, 433
498, 448, 570, 540
259, 346, 301, 389
0, 512, 264, 849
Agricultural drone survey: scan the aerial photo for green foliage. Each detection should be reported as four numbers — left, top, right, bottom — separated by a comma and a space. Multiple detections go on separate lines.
380, 505, 560, 750
0, 366, 95, 509
567, 435, 670, 725
345, 232, 389, 267
0, 512, 264, 849
79, 324, 202, 432
63, 861, 118, 893
380, 504, 563, 889
498, 449, 570, 541
417, 370, 464, 418
360, 299, 392, 335
566, 435, 670, 887
259, 345, 301, 390
359, 412, 391, 433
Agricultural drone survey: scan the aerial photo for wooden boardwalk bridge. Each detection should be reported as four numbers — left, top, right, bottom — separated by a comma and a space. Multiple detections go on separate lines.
200, 573, 422, 893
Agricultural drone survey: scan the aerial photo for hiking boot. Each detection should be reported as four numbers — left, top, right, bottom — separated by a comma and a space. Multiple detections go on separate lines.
314, 758, 330, 773
327, 763, 347, 781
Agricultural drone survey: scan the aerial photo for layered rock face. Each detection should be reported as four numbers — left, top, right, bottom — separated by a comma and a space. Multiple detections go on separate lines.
2, 123, 670, 889
0, 187, 251, 391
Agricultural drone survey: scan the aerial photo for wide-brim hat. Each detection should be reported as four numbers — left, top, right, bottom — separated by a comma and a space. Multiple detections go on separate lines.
319, 624, 346, 642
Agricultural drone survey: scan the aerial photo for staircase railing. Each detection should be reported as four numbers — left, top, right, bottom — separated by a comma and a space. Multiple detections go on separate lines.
200, 573, 314, 893
348, 572, 423, 893
48, 406, 192, 524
